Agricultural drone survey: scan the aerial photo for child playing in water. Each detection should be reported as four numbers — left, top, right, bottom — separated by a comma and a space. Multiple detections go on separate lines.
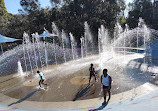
37, 70, 47, 88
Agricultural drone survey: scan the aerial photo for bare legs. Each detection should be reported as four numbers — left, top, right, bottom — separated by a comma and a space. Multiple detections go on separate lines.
103, 86, 111, 104
89, 74, 96, 84
39, 79, 47, 87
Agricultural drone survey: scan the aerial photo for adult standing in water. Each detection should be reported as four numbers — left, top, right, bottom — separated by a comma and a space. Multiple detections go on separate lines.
37, 70, 47, 88
101, 69, 112, 105
89, 63, 96, 84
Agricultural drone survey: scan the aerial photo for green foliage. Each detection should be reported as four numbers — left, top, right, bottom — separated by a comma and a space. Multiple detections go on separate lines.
0, 0, 12, 35
1, 0, 125, 43
118, 16, 126, 28
5, 14, 28, 38
127, 0, 154, 29
0, 0, 7, 16
51, 0, 121, 41
19, 0, 40, 14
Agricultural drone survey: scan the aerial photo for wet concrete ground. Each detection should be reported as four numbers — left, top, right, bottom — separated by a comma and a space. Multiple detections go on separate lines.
0, 53, 157, 102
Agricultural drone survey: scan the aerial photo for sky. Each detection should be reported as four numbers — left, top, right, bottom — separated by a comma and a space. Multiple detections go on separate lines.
4, 0, 51, 14
4, 0, 133, 14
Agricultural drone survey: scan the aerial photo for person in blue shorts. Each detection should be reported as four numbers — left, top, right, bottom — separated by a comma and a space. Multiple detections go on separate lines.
37, 70, 47, 87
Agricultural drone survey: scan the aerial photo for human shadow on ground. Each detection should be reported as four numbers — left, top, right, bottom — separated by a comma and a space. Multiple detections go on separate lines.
8, 90, 39, 107
72, 82, 95, 101
89, 101, 109, 111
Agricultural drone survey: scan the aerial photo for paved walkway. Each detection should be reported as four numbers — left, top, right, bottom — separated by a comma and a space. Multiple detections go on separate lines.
0, 83, 158, 111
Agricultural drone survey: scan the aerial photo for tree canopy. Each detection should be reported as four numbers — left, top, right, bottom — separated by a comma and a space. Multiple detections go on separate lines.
1, 0, 125, 43
126, 0, 154, 29
0, 0, 12, 35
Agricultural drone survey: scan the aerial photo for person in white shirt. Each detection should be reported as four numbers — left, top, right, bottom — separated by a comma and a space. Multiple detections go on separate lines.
37, 70, 47, 87
101, 69, 112, 105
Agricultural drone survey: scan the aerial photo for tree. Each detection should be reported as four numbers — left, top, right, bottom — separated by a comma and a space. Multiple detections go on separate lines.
19, 0, 41, 14
18, 0, 50, 35
5, 14, 28, 38
2, 0, 125, 44
0, 0, 13, 35
50, 0, 71, 7
127, 0, 153, 29
49, 0, 122, 42
0, 0, 7, 16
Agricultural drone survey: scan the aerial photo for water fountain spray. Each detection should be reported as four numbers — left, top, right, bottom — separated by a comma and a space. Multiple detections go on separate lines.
69, 32, 75, 60
80, 37, 84, 59
53, 39, 57, 65
23, 32, 33, 75
84, 22, 93, 57
32, 33, 38, 69
61, 30, 66, 63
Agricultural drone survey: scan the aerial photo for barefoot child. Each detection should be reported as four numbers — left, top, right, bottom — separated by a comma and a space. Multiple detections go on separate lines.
37, 70, 47, 88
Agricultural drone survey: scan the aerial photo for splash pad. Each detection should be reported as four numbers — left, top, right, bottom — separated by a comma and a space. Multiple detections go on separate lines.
0, 18, 158, 110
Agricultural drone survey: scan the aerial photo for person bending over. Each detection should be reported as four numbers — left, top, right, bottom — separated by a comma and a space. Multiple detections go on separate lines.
37, 70, 47, 87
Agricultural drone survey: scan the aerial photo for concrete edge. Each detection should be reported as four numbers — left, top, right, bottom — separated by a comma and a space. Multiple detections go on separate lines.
0, 82, 157, 110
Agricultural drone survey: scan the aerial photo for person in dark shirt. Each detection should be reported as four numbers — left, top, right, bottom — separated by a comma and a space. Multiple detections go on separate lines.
89, 64, 96, 84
